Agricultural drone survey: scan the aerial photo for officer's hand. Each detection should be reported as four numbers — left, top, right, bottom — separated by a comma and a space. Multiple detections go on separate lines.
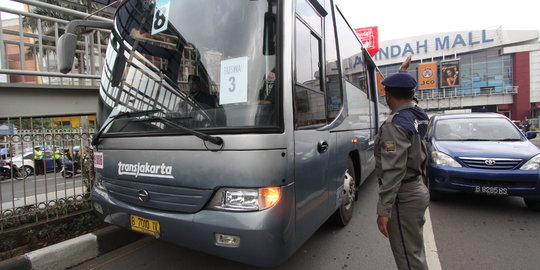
377, 216, 390, 238
398, 55, 412, 72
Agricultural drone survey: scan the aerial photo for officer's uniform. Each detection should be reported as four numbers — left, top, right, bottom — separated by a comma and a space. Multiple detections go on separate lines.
375, 73, 430, 270
53, 148, 62, 170
34, 148, 44, 175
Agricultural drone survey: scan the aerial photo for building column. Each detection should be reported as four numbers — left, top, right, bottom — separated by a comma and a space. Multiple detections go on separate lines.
512, 52, 531, 121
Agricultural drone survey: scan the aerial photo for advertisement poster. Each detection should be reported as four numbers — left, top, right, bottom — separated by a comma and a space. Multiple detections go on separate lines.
355, 26, 379, 56
417, 62, 438, 89
440, 60, 460, 87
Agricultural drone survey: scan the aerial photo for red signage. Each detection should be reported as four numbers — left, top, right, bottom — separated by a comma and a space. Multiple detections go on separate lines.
355, 26, 379, 56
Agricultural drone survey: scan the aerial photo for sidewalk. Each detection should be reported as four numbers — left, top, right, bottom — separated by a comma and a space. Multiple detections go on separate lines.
0, 225, 142, 270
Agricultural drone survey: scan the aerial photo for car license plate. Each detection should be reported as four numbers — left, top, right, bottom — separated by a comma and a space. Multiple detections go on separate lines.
474, 186, 508, 196
130, 215, 160, 237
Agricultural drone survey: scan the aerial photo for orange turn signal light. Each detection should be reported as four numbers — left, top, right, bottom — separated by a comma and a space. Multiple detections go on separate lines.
352, 138, 359, 144
258, 186, 281, 210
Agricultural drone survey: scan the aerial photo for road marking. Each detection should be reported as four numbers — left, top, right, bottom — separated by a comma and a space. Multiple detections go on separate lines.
424, 207, 442, 270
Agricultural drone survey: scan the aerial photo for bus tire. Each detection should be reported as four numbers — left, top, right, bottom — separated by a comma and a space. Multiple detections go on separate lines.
330, 157, 356, 226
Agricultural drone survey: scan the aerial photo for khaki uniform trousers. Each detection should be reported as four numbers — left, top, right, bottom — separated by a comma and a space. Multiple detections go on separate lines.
388, 179, 430, 270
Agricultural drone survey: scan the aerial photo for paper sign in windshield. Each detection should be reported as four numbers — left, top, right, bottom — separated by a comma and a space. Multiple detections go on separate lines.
152, 0, 170, 35
219, 57, 248, 104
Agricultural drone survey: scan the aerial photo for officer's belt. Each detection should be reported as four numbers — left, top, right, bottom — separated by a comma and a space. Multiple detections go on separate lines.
402, 175, 420, 183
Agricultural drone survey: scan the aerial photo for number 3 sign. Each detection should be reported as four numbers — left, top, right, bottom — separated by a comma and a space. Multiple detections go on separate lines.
152, 0, 170, 35
220, 57, 249, 104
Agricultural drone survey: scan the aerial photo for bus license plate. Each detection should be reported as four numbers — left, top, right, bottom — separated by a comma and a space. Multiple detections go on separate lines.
130, 215, 160, 236
474, 186, 508, 196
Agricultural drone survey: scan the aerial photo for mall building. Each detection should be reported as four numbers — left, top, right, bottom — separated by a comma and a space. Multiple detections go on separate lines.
373, 27, 540, 123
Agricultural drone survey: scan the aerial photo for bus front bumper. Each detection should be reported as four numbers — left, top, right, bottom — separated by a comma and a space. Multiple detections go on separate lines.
91, 184, 296, 267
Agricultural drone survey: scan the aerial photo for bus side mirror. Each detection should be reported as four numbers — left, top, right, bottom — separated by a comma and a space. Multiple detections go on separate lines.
57, 20, 113, 74
57, 33, 78, 74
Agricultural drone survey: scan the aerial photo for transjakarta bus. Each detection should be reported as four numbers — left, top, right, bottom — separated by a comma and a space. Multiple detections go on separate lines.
59, 0, 388, 267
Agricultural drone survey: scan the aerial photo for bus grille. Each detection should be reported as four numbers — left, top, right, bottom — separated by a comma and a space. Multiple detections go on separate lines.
102, 177, 214, 213
458, 157, 522, 170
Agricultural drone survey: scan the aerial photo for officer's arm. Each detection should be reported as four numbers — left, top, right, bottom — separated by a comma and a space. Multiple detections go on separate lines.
376, 123, 411, 218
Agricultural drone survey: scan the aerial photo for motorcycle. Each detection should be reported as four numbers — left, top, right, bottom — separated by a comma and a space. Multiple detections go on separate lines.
60, 156, 80, 178
0, 160, 28, 180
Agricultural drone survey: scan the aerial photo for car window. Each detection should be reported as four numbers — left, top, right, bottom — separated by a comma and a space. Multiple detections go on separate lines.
434, 118, 523, 141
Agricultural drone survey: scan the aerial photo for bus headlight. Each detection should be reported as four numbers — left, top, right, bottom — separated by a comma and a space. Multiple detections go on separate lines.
207, 187, 281, 211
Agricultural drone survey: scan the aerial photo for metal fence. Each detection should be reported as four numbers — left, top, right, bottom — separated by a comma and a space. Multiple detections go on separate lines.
0, 116, 95, 234
0, 0, 113, 87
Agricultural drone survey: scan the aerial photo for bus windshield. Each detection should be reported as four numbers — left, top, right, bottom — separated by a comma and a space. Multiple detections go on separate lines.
98, 0, 279, 136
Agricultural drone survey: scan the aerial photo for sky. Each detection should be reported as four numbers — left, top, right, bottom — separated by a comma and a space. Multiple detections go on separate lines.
336, 0, 540, 41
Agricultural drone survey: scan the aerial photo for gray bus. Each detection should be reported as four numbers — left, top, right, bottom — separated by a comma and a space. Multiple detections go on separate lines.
59, 0, 388, 267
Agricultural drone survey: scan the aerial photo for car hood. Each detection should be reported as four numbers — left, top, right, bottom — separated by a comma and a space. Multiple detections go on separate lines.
432, 140, 540, 159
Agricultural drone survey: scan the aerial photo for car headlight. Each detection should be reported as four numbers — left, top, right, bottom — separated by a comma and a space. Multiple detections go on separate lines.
207, 187, 281, 211
431, 151, 462, 167
520, 154, 540, 170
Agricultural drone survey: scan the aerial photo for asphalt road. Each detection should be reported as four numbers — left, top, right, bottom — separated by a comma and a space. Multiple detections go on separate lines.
0, 172, 84, 205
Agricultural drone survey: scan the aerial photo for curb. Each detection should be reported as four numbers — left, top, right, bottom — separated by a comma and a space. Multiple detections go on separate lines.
0, 225, 142, 270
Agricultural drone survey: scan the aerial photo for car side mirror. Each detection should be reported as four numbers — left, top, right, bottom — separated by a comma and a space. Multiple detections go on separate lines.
525, 131, 537, 140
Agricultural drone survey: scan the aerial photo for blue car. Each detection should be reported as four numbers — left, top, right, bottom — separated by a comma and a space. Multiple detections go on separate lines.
426, 113, 540, 211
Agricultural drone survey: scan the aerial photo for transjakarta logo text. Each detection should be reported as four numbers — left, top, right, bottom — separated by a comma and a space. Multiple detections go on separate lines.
117, 161, 174, 179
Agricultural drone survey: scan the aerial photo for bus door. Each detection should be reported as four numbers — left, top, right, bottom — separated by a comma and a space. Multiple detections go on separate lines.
364, 49, 379, 173
293, 4, 330, 241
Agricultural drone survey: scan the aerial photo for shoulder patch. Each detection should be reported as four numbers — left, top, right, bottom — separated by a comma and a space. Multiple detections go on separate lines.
384, 141, 396, 152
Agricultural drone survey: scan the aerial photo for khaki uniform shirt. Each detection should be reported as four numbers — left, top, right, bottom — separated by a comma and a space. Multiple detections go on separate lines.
375, 102, 429, 217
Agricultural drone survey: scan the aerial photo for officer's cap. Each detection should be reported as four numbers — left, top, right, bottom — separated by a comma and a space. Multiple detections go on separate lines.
382, 73, 417, 89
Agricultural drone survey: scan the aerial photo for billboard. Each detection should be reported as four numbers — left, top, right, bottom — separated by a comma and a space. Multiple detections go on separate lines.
355, 26, 379, 56
417, 62, 437, 89
440, 60, 460, 87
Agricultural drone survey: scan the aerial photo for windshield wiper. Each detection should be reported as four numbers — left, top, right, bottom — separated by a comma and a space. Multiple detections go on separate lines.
92, 109, 162, 146
498, 138, 522, 141
145, 116, 223, 146
460, 139, 491, 141
92, 109, 223, 146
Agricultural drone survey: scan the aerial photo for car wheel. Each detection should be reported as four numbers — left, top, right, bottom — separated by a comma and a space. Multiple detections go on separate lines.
24, 166, 34, 176
330, 157, 356, 226
524, 198, 540, 211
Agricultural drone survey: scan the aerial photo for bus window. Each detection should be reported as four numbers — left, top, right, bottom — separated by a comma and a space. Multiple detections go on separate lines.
324, 0, 342, 121
294, 17, 326, 128
335, 9, 367, 94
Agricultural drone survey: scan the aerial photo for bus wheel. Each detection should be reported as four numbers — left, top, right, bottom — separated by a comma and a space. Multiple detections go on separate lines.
330, 157, 356, 226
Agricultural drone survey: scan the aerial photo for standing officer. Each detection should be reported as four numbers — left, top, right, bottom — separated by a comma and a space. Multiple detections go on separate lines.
375, 57, 430, 270
52, 146, 62, 171
33, 146, 44, 175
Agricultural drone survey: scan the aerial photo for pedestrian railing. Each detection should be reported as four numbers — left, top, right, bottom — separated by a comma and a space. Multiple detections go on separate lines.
0, 120, 95, 234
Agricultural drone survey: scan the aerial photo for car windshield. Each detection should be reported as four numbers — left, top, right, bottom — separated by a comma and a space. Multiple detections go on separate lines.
434, 118, 524, 141
98, 0, 279, 135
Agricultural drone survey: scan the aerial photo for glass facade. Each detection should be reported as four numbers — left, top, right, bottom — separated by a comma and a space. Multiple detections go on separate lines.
378, 48, 514, 100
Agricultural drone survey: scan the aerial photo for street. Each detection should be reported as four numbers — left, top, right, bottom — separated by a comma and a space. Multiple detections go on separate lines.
72, 169, 540, 270
1, 172, 84, 210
